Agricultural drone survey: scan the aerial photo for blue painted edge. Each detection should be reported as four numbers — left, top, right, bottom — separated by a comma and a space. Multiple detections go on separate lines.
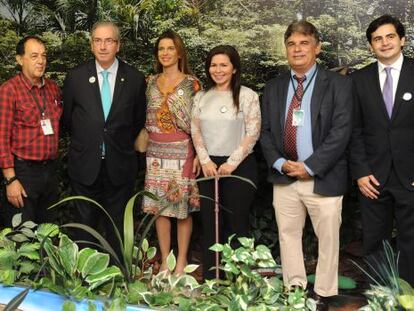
0, 285, 154, 311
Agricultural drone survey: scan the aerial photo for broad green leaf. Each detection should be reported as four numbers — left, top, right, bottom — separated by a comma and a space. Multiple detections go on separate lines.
11, 233, 29, 243
62, 300, 76, 311
60, 223, 121, 276
141, 238, 149, 252
178, 297, 191, 311
0, 269, 17, 285
43, 238, 65, 277
82, 252, 110, 278
86, 266, 122, 290
21, 220, 37, 229
18, 242, 40, 260
77, 248, 97, 271
39, 276, 67, 296
12, 213, 22, 228
254, 245, 273, 260
146, 246, 156, 260
240, 265, 254, 278
209, 243, 223, 252
166, 250, 176, 271
0, 249, 17, 269
222, 244, 233, 258
0, 228, 12, 239
20, 227, 35, 239
19, 260, 36, 274
152, 292, 174, 306
140, 292, 154, 306
230, 295, 248, 311
398, 295, 414, 308
104, 297, 125, 311
127, 280, 147, 304
87, 301, 98, 311
58, 234, 78, 275
224, 262, 239, 274
178, 275, 200, 290
71, 285, 90, 300
238, 237, 254, 249
183, 264, 199, 274
36, 223, 59, 239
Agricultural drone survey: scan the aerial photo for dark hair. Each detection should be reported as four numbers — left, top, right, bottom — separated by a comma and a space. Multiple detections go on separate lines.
154, 30, 191, 74
366, 15, 405, 42
16, 36, 45, 56
205, 45, 241, 111
284, 20, 320, 43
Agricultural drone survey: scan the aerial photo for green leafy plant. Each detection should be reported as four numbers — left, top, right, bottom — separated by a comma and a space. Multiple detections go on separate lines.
0, 214, 59, 285
354, 241, 414, 310
37, 233, 122, 300
176, 235, 317, 310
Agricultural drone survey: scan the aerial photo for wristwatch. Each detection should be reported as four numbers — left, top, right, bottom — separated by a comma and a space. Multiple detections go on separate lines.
2, 176, 18, 186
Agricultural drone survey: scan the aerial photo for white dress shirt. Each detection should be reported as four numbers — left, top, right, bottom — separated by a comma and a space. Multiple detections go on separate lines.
96, 58, 119, 102
378, 52, 403, 101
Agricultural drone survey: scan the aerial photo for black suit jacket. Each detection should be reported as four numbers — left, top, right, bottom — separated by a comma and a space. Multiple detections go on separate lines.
260, 65, 353, 196
63, 59, 146, 186
350, 57, 414, 191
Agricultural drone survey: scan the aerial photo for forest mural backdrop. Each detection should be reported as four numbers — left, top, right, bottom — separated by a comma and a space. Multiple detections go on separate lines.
0, 0, 412, 257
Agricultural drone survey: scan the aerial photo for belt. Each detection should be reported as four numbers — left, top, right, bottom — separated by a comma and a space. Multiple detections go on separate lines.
15, 157, 55, 166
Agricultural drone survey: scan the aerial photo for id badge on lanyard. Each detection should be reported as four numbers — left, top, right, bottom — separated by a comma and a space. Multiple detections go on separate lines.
292, 109, 305, 127
29, 87, 54, 136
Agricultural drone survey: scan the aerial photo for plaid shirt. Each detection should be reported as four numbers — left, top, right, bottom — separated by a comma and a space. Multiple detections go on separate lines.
0, 73, 62, 168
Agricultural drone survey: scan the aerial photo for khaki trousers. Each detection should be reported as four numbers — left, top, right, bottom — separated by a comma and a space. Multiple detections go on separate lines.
273, 179, 342, 297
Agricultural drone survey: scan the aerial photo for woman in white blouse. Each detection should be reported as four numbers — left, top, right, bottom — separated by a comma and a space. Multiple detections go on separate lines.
191, 45, 261, 280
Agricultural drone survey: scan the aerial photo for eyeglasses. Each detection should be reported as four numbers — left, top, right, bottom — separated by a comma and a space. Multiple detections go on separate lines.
92, 38, 118, 45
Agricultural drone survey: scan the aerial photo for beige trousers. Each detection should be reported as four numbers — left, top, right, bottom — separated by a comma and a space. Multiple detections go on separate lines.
273, 179, 342, 297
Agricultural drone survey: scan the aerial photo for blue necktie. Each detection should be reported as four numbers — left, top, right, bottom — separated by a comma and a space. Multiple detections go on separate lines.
383, 67, 393, 118
101, 70, 111, 120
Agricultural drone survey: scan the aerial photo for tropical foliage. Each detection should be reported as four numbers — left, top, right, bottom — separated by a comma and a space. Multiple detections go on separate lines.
0, 213, 318, 310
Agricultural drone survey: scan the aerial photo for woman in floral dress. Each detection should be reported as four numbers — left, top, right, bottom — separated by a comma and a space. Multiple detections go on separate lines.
142, 30, 200, 274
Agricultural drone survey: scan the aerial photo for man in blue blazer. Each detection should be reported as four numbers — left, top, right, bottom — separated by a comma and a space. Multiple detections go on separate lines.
350, 15, 414, 286
63, 21, 146, 256
260, 21, 352, 303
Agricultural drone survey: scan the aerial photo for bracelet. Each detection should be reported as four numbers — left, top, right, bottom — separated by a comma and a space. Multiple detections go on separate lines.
3, 176, 18, 186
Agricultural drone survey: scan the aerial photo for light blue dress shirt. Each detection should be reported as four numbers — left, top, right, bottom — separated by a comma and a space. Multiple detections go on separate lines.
273, 64, 318, 175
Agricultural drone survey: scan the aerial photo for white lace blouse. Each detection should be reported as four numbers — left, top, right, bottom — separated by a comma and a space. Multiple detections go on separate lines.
191, 86, 261, 168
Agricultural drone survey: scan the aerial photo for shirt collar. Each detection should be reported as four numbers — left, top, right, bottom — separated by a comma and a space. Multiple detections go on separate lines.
378, 53, 404, 73
96, 58, 119, 76
19, 72, 45, 90
290, 63, 317, 82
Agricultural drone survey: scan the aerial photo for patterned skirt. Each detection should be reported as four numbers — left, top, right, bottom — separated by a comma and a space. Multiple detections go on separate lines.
142, 132, 200, 219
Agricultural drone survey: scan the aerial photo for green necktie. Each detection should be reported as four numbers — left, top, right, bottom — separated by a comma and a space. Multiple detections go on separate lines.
100, 70, 111, 120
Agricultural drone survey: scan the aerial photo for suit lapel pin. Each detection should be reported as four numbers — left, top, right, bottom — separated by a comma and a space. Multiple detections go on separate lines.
89, 76, 96, 83
402, 92, 412, 101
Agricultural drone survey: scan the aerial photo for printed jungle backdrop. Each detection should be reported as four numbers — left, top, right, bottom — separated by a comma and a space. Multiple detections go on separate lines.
0, 0, 412, 259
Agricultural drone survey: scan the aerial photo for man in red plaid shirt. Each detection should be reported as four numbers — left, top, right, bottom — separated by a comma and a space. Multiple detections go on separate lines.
0, 36, 62, 226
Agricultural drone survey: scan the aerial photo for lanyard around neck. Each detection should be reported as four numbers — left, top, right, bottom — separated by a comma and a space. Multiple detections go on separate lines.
290, 68, 318, 102
28, 87, 47, 118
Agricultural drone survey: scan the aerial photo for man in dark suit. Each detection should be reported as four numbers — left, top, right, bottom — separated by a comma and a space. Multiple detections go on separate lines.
63, 21, 146, 255
350, 15, 414, 286
260, 21, 352, 302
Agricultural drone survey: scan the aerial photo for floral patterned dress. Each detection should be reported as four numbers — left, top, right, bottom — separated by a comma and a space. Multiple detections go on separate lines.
142, 74, 200, 219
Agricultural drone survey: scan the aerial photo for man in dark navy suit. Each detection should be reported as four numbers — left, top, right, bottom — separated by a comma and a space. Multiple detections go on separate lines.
63, 21, 146, 256
350, 15, 414, 286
